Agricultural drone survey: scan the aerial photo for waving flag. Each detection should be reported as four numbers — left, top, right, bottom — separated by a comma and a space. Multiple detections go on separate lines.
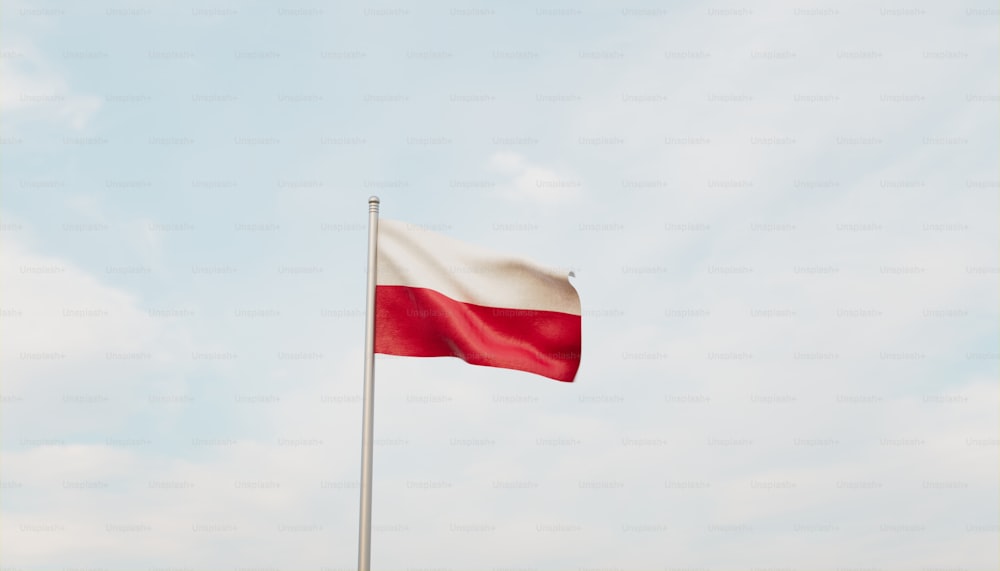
374, 219, 582, 382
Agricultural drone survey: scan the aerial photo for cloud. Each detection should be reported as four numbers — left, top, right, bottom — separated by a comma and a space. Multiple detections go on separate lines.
0, 41, 101, 129
0, 238, 204, 474
488, 151, 582, 205
0, 241, 352, 567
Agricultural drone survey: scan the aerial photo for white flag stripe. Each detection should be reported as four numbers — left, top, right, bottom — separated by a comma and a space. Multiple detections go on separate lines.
377, 219, 581, 316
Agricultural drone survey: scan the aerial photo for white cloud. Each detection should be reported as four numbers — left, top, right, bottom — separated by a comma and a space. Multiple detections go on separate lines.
488, 151, 582, 205
0, 240, 349, 568
0, 241, 163, 391
0, 40, 101, 130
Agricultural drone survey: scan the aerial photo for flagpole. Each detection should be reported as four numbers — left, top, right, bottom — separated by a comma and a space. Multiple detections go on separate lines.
358, 195, 380, 571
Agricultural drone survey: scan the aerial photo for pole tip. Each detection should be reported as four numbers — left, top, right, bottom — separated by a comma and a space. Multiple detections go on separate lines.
368, 196, 380, 204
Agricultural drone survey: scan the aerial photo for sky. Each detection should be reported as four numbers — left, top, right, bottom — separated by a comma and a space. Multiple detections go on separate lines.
1, 1, 998, 570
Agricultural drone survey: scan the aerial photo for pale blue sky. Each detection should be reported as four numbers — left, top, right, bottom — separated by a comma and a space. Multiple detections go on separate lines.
1, 1, 998, 569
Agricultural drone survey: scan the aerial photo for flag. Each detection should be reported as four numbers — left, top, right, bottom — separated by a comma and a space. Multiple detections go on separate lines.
374, 219, 581, 382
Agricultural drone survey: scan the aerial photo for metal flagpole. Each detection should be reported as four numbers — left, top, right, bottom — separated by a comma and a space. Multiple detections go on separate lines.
358, 195, 380, 571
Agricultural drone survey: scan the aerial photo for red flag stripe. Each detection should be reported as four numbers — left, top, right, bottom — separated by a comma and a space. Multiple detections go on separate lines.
374, 284, 581, 382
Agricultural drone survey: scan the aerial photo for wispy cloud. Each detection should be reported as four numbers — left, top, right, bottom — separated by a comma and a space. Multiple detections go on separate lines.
489, 151, 582, 205
0, 40, 101, 129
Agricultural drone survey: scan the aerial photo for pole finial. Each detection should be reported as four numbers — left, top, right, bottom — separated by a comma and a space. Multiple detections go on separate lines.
369, 195, 380, 204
